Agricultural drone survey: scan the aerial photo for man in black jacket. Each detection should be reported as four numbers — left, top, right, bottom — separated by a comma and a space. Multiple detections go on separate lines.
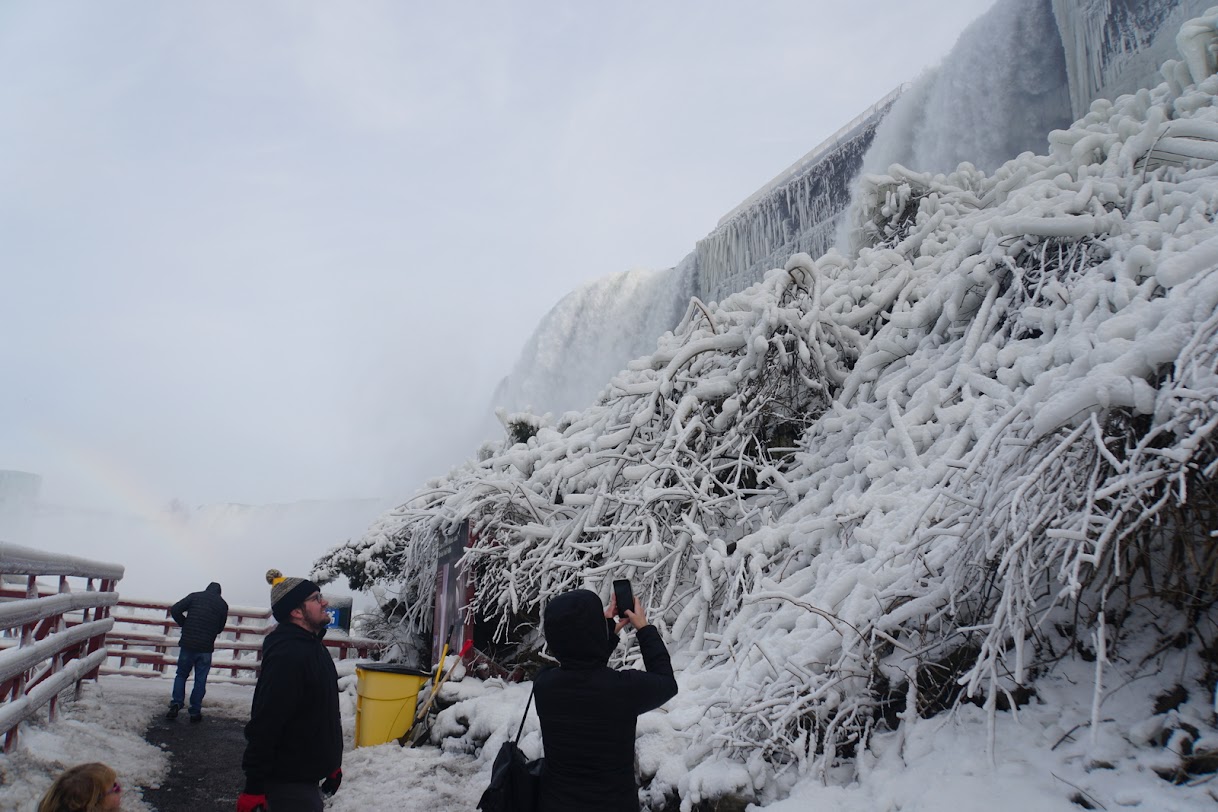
534, 588, 678, 811
236, 570, 342, 812
167, 581, 228, 723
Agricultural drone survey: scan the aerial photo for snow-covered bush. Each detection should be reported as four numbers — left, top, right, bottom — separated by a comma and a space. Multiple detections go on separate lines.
317, 13, 1218, 806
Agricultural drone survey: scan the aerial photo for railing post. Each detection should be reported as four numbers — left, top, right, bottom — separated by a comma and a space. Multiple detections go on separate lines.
76, 578, 93, 699
159, 606, 172, 675
86, 578, 109, 682
231, 613, 244, 678
46, 575, 71, 723
5, 575, 39, 753
1, 544, 124, 748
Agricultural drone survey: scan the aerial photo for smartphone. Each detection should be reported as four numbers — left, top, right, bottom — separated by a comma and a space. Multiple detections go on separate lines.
613, 579, 634, 619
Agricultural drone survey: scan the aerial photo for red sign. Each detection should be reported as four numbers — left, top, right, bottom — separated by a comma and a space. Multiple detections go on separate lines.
431, 521, 474, 668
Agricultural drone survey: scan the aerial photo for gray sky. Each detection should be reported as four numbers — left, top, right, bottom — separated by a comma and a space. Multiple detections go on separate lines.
0, 1, 996, 522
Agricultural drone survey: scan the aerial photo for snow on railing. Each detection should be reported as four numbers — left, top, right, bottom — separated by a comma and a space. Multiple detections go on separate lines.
0, 541, 122, 753
98, 598, 276, 686
99, 597, 382, 685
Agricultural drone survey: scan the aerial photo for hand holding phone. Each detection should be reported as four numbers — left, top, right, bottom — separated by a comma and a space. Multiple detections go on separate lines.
612, 579, 634, 620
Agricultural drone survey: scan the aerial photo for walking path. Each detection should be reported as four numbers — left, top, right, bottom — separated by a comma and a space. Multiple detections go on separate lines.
123, 675, 488, 811
140, 707, 247, 811
0, 674, 489, 810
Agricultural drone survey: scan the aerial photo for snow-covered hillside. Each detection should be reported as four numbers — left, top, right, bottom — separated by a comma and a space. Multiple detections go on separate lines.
318, 8, 1218, 810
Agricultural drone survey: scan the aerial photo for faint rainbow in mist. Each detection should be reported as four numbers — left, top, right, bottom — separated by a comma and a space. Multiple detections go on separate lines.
30, 426, 211, 570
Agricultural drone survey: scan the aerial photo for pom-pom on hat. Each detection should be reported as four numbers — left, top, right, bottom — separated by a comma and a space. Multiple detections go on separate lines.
265, 568, 321, 623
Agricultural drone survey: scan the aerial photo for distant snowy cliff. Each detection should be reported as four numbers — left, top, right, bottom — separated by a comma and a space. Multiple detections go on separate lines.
491, 0, 1210, 422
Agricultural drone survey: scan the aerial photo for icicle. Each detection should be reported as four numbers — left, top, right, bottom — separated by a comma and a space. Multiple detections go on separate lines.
1090, 610, 1106, 749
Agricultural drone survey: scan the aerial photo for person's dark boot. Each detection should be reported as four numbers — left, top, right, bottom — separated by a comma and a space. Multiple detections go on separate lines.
189, 712, 202, 723
166, 703, 182, 720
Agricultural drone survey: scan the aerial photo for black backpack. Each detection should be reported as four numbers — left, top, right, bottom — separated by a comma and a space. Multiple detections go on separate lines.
477, 685, 543, 812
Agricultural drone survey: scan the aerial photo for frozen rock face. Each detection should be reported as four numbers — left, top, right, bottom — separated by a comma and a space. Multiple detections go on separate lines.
696, 89, 901, 304
1054, 0, 1215, 120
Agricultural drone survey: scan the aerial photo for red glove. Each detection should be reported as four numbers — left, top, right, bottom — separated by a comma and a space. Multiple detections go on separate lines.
321, 767, 342, 796
236, 793, 268, 812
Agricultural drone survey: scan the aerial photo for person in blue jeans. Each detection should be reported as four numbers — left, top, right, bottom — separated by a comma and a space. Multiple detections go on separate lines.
167, 581, 229, 723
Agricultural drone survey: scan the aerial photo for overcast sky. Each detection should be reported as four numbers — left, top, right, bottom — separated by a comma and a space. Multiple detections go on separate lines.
0, 1, 997, 526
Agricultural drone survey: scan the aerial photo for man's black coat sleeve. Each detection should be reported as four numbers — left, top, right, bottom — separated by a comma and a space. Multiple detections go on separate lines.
215, 599, 230, 637
170, 594, 191, 627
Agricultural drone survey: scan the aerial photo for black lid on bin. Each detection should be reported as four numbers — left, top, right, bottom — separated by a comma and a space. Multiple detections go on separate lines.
356, 662, 431, 677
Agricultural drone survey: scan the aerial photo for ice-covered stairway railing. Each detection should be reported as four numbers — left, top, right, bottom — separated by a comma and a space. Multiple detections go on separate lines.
316, 9, 1218, 804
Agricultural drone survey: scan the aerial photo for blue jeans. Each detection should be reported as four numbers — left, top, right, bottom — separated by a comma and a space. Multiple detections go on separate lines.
171, 648, 213, 715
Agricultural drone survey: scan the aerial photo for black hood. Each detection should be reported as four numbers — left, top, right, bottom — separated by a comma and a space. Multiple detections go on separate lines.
543, 589, 616, 669
206, 582, 222, 595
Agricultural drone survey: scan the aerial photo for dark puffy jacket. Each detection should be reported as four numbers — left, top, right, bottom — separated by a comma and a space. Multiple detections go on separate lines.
241, 622, 342, 794
534, 589, 678, 812
170, 582, 229, 653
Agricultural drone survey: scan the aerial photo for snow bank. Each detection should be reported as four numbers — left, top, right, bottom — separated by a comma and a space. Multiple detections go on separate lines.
0, 677, 173, 811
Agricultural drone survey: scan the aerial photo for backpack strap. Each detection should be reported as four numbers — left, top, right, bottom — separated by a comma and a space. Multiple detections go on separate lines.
513, 683, 536, 743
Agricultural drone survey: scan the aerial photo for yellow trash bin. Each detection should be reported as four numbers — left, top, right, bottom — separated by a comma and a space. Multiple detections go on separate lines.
354, 663, 432, 747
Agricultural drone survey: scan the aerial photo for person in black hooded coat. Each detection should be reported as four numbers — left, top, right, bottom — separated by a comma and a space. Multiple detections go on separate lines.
534, 588, 678, 812
167, 581, 228, 721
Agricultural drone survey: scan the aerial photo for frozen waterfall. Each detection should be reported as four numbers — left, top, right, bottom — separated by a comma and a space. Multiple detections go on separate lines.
490, 0, 1207, 423
858, 0, 1073, 179
486, 257, 696, 424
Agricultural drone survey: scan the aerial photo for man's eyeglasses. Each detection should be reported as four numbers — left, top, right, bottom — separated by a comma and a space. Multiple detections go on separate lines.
305, 593, 325, 605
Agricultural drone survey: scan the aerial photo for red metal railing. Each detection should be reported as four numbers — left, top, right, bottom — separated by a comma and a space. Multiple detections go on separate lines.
0, 542, 122, 753
99, 597, 381, 685
1, 541, 382, 750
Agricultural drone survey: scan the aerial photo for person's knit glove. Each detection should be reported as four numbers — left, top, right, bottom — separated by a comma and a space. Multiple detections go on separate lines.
235, 793, 268, 812
321, 768, 343, 796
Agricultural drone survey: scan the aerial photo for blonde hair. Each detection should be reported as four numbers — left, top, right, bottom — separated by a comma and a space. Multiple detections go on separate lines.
37, 763, 117, 812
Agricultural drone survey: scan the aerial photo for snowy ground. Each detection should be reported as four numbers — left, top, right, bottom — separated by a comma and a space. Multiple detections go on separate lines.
2, 639, 1214, 811
0, 663, 486, 811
